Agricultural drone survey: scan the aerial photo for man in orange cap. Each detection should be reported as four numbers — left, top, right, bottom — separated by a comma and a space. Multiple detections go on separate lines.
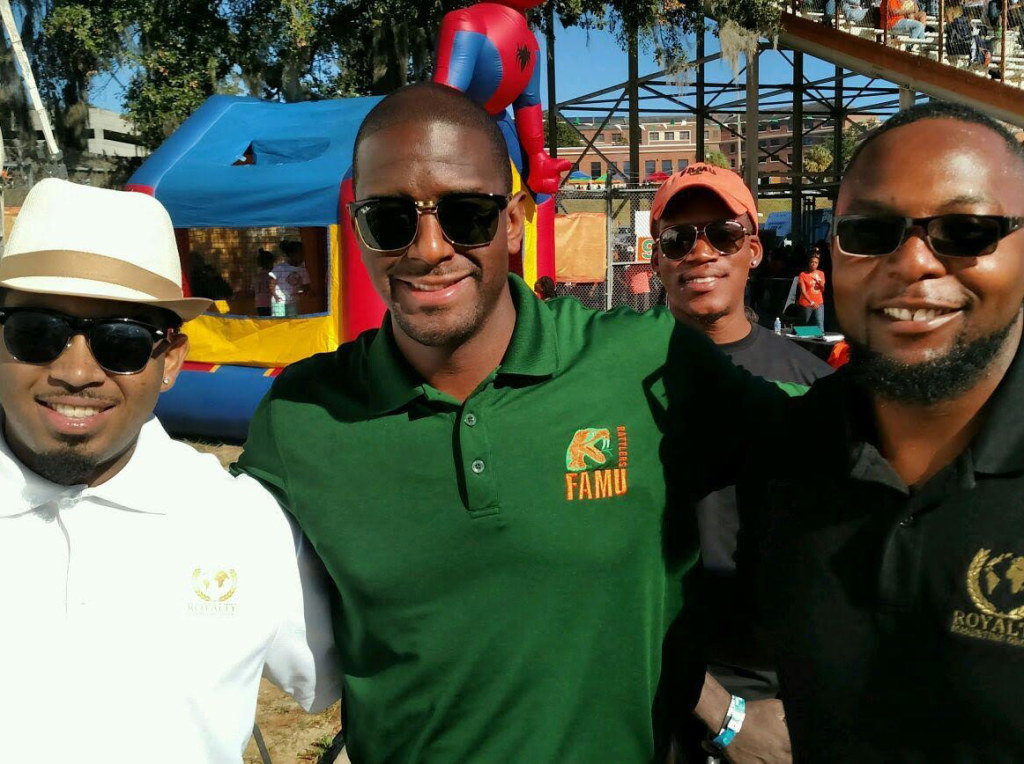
651, 163, 830, 762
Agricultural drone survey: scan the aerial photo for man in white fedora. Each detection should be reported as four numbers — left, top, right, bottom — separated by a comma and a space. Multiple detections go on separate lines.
0, 179, 340, 763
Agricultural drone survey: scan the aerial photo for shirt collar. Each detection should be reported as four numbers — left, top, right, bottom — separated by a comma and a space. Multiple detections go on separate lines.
364, 274, 560, 414
0, 416, 172, 517
971, 337, 1024, 475
820, 335, 1024, 480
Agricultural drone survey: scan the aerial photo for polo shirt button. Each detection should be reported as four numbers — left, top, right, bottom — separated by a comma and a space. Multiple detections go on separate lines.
464, 413, 477, 427
471, 459, 486, 474
899, 515, 916, 528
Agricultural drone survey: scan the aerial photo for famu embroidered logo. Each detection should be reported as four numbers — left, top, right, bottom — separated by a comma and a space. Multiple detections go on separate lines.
564, 426, 629, 501
950, 549, 1024, 648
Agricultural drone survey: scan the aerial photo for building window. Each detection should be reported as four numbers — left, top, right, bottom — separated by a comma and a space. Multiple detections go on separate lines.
771, 120, 781, 131
590, 162, 602, 179
609, 161, 621, 178
678, 158, 689, 171
645, 159, 656, 176
682, 130, 691, 142
664, 131, 675, 141
661, 159, 673, 173
623, 161, 632, 178
730, 158, 736, 168
596, 133, 606, 143
704, 130, 710, 140
649, 132, 660, 141
612, 133, 625, 145
769, 138, 779, 147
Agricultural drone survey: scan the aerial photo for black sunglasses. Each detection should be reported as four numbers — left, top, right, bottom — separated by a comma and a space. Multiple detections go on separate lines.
0, 308, 175, 375
834, 214, 1024, 258
657, 220, 750, 261
349, 193, 511, 253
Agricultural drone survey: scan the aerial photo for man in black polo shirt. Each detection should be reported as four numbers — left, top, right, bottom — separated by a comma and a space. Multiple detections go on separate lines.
741, 101, 1024, 759
651, 163, 830, 762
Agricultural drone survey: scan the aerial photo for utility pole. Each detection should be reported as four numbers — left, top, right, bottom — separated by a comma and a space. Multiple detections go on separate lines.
628, 22, 640, 185
545, 2, 557, 158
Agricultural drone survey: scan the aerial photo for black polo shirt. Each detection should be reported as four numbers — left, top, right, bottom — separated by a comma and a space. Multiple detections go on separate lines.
741, 341, 1024, 761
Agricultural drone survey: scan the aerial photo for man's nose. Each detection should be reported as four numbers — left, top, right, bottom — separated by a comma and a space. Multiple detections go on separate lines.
46, 334, 107, 388
407, 212, 454, 267
884, 227, 948, 283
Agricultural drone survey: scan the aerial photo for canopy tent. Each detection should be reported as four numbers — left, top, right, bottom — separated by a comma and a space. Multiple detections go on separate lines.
128, 94, 382, 229
646, 171, 671, 183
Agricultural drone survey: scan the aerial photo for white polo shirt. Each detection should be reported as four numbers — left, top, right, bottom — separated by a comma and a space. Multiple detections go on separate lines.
0, 417, 341, 763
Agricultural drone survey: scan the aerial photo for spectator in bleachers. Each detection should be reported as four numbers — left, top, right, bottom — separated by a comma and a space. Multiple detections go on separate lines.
883, 0, 927, 38
946, 3, 993, 65
826, 0, 872, 24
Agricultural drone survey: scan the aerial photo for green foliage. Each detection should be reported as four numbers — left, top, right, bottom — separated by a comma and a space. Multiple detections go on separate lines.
706, 149, 730, 168
804, 143, 833, 173
544, 112, 582, 148
8, 0, 781, 156
840, 119, 877, 169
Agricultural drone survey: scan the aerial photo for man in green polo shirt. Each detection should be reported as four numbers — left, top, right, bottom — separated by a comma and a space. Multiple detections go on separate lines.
236, 82, 779, 762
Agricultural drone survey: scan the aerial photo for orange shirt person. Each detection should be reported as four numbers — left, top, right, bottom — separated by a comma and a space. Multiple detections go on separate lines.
797, 253, 826, 330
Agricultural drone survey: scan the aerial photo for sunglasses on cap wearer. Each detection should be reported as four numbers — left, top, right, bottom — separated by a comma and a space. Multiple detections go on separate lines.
348, 192, 512, 254
0, 308, 177, 375
834, 214, 1024, 258
656, 219, 751, 261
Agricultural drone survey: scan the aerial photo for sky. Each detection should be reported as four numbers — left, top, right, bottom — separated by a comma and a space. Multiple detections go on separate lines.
89, 20, 886, 118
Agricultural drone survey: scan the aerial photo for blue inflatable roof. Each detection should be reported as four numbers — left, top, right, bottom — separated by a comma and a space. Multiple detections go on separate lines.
127, 95, 383, 229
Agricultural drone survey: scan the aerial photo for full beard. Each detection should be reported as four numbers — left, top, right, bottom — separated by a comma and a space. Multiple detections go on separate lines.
847, 312, 1020, 405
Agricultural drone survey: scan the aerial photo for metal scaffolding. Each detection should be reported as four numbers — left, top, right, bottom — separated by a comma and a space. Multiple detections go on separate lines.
552, 36, 910, 245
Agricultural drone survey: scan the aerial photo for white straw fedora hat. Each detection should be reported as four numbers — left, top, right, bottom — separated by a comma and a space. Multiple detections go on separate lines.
0, 179, 211, 321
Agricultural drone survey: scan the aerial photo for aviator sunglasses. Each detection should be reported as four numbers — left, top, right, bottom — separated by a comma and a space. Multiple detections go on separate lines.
0, 308, 176, 375
834, 214, 1024, 258
349, 192, 511, 253
656, 220, 751, 260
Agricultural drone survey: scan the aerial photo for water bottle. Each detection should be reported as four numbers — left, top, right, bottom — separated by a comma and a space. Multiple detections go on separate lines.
774, 317, 782, 335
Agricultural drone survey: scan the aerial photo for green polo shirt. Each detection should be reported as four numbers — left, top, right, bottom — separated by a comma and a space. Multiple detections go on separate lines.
237, 275, 777, 763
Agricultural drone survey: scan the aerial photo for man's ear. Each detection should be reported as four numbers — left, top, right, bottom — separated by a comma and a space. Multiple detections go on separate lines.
748, 235, 763, 269
505, 191, 527, 254
159, 334, 190, 392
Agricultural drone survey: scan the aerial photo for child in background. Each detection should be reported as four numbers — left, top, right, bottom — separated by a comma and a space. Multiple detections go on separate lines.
270, 239, 311, 318
252, 249, 274, 317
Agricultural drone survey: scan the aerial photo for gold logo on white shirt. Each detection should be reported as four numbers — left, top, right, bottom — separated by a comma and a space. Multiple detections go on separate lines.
191, 568, 238, 603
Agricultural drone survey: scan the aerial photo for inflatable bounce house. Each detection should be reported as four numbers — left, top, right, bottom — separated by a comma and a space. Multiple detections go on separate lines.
127, 0, 562, 441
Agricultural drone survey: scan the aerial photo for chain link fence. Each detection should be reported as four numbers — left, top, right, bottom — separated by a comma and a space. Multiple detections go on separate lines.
554, 186, 660, 312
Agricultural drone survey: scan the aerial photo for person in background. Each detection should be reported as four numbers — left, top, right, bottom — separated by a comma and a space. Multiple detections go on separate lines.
797, 253, 826, 330
533, 275, 557, 301
252, 248, 274, 317
625, 260, 655, 311
651, 162, 831, 763
0, 179, 339, 763
945, 3, 992, 66
883, 0, 927, 39
269, 239, 311, 318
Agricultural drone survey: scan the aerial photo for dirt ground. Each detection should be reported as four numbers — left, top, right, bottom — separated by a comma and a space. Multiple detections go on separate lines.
185, 441, 347, 764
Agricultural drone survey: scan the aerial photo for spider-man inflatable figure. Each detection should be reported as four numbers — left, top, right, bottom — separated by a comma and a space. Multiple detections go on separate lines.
434, 0, 571, 195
